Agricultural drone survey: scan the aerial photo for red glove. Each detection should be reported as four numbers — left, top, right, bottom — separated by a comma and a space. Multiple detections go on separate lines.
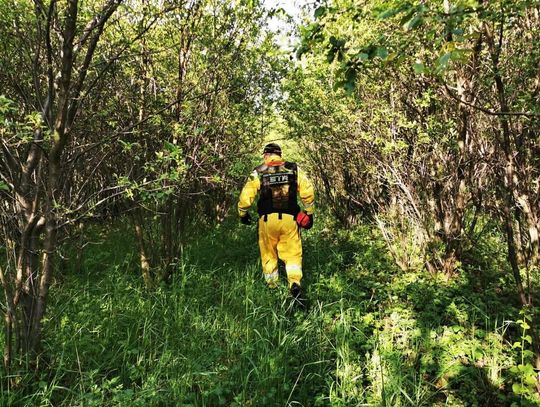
296, 212, 313, 229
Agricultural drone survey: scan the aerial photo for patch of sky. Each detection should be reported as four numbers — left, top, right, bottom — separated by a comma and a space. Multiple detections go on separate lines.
263, 0, 315, 50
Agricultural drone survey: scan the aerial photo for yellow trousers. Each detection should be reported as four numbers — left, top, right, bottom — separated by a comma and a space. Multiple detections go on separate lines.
258, 213, 302, 287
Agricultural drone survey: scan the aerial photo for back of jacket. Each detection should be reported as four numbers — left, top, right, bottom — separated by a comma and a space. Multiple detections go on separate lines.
256, 161, 300, 216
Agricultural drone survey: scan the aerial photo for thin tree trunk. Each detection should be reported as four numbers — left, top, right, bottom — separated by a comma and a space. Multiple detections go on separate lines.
75, 222, 85, 273
133, 210, 153, 288
0, 265, 15, 369
161, 198, 174, 282
1, 0, 122, 372
485, 19, 540, 369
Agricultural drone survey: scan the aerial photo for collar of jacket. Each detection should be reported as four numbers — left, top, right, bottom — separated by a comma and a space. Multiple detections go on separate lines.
264, 154, 283, 165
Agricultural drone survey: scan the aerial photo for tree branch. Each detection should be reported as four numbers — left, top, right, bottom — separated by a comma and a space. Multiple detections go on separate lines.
66, 0, 123, 131
444, 84, 540, 118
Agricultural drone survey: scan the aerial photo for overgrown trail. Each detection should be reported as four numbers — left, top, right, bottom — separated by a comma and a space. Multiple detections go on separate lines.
1, 0, 539, 405
4, 217, 524, 406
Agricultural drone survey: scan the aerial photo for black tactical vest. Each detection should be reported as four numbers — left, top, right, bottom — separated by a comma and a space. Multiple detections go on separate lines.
256, 161, 300, 217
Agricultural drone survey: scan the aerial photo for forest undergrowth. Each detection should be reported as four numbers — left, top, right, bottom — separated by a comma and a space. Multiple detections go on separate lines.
1, 215, 535, 406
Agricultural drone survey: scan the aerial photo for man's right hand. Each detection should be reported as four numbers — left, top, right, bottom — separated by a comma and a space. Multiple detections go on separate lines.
240, 213, 252, 225
296, 211, 313, 229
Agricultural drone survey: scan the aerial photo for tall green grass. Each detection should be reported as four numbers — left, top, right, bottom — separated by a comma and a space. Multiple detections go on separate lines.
0, 218, 532, 405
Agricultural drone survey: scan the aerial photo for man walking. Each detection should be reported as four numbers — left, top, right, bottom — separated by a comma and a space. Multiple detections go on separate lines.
238, 143, 315, 301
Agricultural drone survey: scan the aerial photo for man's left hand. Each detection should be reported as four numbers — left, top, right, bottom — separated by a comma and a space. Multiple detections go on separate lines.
240, 213, 252, 225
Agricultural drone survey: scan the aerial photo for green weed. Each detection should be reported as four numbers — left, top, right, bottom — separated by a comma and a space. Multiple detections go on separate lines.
0, 218, 533, 406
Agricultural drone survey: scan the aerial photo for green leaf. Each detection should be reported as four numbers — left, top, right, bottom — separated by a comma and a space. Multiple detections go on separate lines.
474, 329, 486, 338
378, 8, 400, 19
0, 95, 15, 115
329, 36, 346, 48
525, 375, 537, 386
295, 45, 308, 59
163, 141, 177, 152
301, 22, 322, 42
512, 383, 525, 395
437, 53, 452, 70
327, 49, 337, 63
472, 348, 483, 360
403, 15, 423, 31
378, 4, 410, 20
521, 363, 535, 376
0, 182, 9, 191
342, 67, 357, 96
386, 52, 398, 61
356, 52, 369, 61
450, 48, 472, 62
314, 6, 326, 18
376, 47, 388, 59
413, 62, 425, 74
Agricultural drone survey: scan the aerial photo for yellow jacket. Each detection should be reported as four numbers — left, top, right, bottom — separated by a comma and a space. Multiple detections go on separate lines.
238, 154, 315, 217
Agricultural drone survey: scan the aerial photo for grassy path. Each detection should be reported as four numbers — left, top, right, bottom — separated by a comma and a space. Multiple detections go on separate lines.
2, 219, 525, 406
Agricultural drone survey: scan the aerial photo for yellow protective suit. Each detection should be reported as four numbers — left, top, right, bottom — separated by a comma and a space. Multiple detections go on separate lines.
238, 154, 315, 288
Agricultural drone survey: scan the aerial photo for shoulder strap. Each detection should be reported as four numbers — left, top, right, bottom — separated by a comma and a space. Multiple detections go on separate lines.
284, 161, 297, 172
255, 164, 268, 174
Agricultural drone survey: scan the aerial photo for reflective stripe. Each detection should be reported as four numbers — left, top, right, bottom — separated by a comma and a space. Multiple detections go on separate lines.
286, 264, 302, 272
264, 270, 279, 281
286, 264, 302, 286
239, 207, 248, 214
